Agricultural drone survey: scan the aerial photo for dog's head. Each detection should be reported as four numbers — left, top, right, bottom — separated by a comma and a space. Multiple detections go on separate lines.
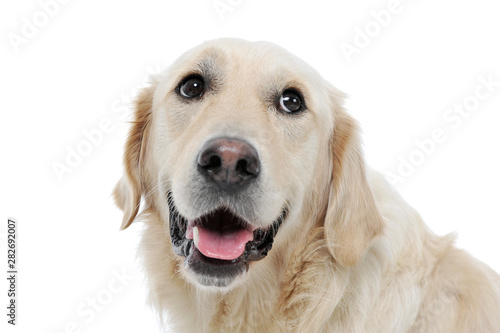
114, 38, 383, 290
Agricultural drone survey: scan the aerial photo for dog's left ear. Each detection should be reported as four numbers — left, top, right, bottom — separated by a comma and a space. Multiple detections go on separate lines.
324, 95, 384, 266
113, 83, 156, 230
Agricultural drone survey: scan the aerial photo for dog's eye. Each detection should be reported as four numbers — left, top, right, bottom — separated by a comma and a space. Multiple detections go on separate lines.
179, 75, 205, 98
279, 90, 304, 113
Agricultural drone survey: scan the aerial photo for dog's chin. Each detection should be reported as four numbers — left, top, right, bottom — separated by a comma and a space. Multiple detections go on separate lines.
182, 247, 249, 290
167, 191, 288, 289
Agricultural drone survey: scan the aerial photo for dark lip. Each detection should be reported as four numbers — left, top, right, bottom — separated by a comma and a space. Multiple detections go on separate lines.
167, 191, 287, 272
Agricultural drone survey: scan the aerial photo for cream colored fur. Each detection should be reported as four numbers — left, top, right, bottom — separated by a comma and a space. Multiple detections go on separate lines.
114, 38, 500, 333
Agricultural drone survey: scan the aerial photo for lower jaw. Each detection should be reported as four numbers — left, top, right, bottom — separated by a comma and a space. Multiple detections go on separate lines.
184, 243, 248, 288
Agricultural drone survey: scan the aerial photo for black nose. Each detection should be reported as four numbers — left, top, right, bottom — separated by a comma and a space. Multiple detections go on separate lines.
197, 137, 260, 193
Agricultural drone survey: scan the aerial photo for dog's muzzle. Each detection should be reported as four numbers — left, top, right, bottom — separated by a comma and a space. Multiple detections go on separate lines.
167, 137, 287, 287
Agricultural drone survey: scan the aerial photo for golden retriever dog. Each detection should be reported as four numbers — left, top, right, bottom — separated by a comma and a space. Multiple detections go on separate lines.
113, 38, 500, 332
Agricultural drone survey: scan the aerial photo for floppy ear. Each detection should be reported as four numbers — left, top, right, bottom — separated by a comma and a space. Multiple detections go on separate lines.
324, 105, 384, 266
113, 84, 155, 230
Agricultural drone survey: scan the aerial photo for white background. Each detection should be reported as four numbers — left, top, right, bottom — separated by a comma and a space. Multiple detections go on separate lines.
1, 0, 499, 332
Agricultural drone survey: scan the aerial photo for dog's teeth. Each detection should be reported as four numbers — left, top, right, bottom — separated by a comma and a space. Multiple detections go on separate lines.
193, 226, 199, 248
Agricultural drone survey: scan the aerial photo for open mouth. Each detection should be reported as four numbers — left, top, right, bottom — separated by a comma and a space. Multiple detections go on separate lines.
167, 192, 287, 287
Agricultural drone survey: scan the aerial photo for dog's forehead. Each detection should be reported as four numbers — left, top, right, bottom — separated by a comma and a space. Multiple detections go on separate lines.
169, 38, 321, 88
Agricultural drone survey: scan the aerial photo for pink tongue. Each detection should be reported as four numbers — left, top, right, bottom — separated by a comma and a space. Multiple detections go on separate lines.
196, 225, 253, 260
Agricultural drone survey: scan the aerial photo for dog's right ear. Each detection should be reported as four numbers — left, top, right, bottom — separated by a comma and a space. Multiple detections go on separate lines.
113, 83, 156, 230
323, 91, 384, 266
